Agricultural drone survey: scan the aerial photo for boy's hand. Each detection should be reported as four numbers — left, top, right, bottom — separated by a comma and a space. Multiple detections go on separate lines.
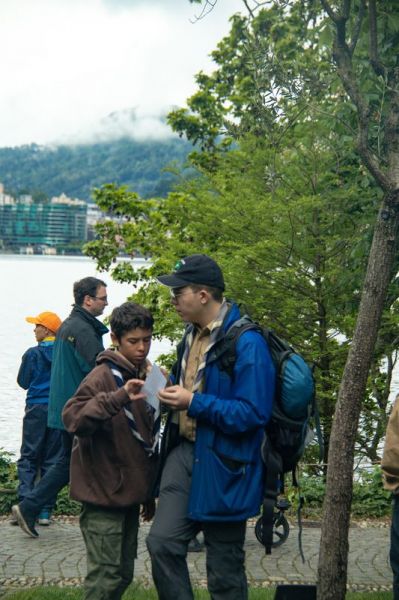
124, 378, 146, 402
158, 385, 193, 410
141, 499, 156, 521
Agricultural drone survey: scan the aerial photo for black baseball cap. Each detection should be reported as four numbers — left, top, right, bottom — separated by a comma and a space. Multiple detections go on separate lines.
157, 254, 225, 291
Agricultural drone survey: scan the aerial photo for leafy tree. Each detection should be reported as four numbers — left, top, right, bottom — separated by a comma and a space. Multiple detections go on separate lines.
298, 1, 399, 597
86, 2, 399, 597
86, 123, 382, 469
178, 3, 399, 597
94, 1, 394, 466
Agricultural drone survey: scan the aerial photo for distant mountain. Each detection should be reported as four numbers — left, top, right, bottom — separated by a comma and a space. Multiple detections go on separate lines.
0, 137, 192, 201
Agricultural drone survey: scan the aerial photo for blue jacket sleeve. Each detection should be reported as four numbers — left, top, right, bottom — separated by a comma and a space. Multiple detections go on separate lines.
17, 348, 37, 390
187, 330, 275, 434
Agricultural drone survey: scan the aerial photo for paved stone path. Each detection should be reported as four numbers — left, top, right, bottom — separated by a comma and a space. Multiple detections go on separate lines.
0, 518, 392, 594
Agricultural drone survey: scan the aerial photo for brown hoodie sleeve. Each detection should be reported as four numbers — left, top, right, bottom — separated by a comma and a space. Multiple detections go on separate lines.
62, 364, 131, 437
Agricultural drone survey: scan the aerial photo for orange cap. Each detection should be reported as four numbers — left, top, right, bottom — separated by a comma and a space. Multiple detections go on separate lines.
25, 311, 62, 333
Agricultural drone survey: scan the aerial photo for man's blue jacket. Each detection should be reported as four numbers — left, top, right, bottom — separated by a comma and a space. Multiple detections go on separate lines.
161, 302, 275, 522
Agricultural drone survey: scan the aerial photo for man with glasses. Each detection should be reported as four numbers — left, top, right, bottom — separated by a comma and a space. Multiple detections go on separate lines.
13, 277, 109, 538
146, 254, 275, 600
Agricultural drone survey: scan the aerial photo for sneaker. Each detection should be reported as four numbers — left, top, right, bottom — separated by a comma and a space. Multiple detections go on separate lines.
37, 510, 51, 526
11, 504, 39, 538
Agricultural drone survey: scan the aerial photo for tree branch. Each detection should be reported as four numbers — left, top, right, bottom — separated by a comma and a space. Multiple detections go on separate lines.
189, 0, 217, 23
320, 0, 339, 23
320, 0, 351, 22
383, 69, 399, 190
329, 11, 393, 191
348, 0, 365, 55
242, 0, 255, 18
342, 0, 352, 20
369, 0, 386, 78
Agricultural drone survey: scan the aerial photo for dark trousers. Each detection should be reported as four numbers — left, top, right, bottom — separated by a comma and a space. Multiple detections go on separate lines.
17, 403, 63, 511
80, 503, 140, 600
19, 429, 72, 521
146, 440, 248, 600
391, 495, 399, 600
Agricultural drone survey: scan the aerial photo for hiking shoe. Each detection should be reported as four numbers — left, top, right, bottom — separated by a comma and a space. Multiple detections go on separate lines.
11, 504, 39, 538
37, 510, 51, 526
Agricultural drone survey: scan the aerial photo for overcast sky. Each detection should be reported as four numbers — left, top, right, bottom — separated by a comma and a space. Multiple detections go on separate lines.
0, 0, 245, 148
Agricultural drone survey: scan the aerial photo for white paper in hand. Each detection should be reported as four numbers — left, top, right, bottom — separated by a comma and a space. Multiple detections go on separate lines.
142, 363, 166, 411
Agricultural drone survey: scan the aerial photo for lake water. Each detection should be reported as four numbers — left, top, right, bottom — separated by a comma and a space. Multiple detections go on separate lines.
0, 254, 171, 457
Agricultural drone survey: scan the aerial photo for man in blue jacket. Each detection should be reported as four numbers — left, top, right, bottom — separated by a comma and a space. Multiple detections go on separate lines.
146, 254, 275, 600
12, 276, 109, 538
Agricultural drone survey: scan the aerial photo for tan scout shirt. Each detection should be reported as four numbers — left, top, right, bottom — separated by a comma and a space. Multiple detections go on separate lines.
382, 396, 399, 493
179, 325, 211, 442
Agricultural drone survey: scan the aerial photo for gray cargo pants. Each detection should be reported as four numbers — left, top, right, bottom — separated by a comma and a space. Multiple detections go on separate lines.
146, 440, 248, 600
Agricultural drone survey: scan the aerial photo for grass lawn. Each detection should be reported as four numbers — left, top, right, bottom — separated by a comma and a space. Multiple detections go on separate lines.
1, 587, 392, 599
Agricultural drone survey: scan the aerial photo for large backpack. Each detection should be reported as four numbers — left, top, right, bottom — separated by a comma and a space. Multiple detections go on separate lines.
213, 315, 322, 556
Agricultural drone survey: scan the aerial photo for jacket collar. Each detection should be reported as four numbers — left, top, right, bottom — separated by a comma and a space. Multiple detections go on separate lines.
184, 301, 241, 347
71, 304, 109, 335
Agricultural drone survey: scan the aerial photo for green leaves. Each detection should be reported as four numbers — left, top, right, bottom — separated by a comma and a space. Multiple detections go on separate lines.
84, 0, 399, 469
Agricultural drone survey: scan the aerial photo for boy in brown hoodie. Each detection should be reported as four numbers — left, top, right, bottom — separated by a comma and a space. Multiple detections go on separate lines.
62, 302, 159, 600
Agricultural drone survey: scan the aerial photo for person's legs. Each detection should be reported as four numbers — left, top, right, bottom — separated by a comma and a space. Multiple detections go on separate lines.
39, 422, 65, 515
80, 503, 139, 600
17, 404, 47, 501
14, 429, 72, 535
117, 504, 140, 598
391, 494, 399, 600
203, 520, 247, 600
146, 441, 199, 600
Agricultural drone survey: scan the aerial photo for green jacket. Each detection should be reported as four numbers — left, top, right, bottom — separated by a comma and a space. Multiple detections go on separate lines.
47, 305, 109, 430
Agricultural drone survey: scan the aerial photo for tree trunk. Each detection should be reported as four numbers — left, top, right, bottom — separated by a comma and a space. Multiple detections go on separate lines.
317, 197, 399, 599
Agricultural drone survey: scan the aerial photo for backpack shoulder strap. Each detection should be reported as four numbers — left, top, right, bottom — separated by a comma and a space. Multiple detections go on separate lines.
212, 315, 260, 378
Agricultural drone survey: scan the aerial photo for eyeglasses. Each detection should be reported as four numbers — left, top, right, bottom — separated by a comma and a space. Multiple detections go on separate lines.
169, 288, 196, 300
90, 295, 108, 302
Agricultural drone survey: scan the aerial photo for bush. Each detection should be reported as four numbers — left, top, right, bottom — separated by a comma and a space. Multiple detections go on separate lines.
0, 448, 18, 514
0, 450, 392, 519
53, 486, 81, 516
351, 468, 392, 517
294, 466, 392, 519
0, 448, 18, 486
0, 448, 80, 516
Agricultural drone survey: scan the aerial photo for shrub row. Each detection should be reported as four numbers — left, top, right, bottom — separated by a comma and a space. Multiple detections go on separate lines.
0, 449, 80, 516
0, 449, 392, 519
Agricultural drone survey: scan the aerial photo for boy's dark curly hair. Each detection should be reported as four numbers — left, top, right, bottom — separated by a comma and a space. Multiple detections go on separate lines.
110, 302, 154, 341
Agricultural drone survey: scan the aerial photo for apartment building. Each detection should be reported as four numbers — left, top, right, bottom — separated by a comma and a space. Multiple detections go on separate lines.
0, 188, 87, 251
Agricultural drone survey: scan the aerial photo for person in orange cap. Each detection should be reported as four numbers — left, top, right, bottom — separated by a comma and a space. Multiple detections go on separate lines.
12, 311, 62, 527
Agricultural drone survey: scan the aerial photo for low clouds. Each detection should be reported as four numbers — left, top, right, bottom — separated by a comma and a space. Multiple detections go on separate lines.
58, 108, 175, 145
0, 0, 243, 147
